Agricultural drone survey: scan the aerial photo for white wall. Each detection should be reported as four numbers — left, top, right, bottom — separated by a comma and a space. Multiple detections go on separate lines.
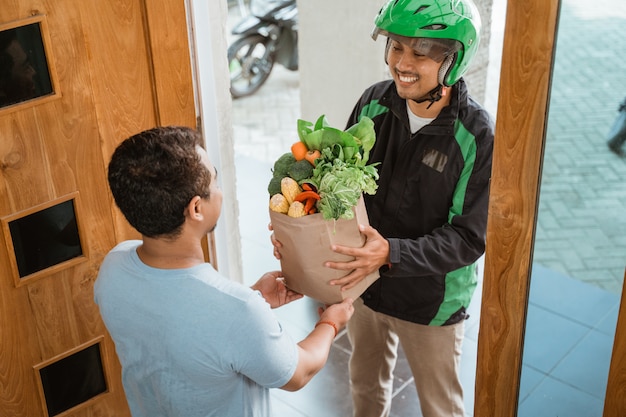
298, 0, 493, 125
188, 0, 243, 282
298, 0, 387, 128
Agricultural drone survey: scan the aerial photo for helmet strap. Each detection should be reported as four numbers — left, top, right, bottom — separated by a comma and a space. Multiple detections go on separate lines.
412, 85, 444, 109
412, 54, 455, 109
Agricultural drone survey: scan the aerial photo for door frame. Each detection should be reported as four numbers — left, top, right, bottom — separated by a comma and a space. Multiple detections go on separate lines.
186, 0, 243, 280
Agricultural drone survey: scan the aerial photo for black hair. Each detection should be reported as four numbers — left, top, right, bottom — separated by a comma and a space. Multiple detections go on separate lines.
107, 126, 212, 238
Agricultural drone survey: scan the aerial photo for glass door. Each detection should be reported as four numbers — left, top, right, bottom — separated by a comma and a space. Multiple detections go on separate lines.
517, 0, 626, 415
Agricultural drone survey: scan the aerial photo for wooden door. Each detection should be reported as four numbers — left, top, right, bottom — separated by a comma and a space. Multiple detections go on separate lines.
0, 1, 195, 415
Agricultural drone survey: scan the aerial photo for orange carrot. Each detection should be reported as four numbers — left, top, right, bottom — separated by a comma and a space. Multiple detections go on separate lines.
304, 149, 321, 166
291, 141, 308, 161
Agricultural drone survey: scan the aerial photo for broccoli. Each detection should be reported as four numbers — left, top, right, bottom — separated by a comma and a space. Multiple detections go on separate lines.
267, 176, 283, 196
272, 152, 297, 178
288, 159, 314, 182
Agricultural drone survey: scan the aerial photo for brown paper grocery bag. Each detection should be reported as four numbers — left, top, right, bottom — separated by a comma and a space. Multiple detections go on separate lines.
269, 196, 380, 304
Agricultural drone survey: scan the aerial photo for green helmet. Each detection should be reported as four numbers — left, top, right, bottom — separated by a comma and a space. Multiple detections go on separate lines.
372, 0, 481, 86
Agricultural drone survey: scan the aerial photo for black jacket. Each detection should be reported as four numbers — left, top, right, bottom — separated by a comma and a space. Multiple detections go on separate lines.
346, 79, 494, 325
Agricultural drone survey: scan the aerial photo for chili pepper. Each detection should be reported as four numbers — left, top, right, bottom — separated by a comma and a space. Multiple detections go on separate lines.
302, 183, 317, 192
293, 190, 321, 202
304, 197, 317, 214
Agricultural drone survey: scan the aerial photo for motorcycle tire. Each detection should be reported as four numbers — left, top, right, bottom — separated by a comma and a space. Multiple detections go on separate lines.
227, 34, 275, 99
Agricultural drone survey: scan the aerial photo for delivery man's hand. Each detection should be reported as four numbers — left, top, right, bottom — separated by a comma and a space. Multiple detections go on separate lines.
326, 224, 390, 291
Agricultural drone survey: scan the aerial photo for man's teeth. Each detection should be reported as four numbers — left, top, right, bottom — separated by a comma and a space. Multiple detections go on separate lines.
399, 75, 418, 83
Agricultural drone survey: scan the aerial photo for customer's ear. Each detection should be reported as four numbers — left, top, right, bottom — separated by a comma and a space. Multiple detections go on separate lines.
186, 195, 203, 220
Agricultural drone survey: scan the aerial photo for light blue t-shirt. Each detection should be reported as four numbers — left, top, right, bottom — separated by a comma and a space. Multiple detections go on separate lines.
94, 240, 298, 417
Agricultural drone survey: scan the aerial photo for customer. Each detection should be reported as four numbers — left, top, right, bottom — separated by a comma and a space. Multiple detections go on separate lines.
95, 126, 354, 417
325, 1, 494, 416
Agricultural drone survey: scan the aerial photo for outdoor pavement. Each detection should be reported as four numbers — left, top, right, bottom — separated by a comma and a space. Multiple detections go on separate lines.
229, 0, 626, 415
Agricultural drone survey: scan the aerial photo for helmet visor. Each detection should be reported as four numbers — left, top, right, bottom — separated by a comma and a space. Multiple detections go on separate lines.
372, 27, 461, 63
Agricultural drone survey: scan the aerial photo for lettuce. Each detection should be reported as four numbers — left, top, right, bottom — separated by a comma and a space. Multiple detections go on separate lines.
313, 160, 379, 220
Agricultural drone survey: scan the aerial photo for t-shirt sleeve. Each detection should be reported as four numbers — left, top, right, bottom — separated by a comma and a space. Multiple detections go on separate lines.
229, 292, 298, 388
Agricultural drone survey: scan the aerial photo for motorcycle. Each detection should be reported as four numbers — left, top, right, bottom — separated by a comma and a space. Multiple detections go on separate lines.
227, 0, 298, 98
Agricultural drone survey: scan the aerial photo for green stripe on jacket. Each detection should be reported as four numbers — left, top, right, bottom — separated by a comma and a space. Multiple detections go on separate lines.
431, 119, 478, 326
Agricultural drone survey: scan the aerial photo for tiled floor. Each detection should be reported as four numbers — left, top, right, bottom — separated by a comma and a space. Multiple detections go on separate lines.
518, 265, 620, 417
236, 154, 621, 417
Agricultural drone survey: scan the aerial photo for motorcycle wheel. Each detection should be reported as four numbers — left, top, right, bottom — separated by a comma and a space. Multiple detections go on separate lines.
228, 34, 275, 99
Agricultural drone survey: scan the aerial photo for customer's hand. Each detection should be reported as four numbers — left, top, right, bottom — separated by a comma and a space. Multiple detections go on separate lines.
268, 223, 282, 260
318, 297, 355, 331
252, 270, 302, 308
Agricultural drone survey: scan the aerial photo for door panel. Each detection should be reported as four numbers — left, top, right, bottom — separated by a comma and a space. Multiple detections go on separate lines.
0, 1, 195, 415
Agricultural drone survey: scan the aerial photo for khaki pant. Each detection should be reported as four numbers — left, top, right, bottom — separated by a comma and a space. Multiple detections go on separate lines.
347, 298, 465, 417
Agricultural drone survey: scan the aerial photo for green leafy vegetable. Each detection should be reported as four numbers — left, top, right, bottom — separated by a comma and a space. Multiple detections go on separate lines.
294, 115, 379, 220
346, 116, 376, 165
